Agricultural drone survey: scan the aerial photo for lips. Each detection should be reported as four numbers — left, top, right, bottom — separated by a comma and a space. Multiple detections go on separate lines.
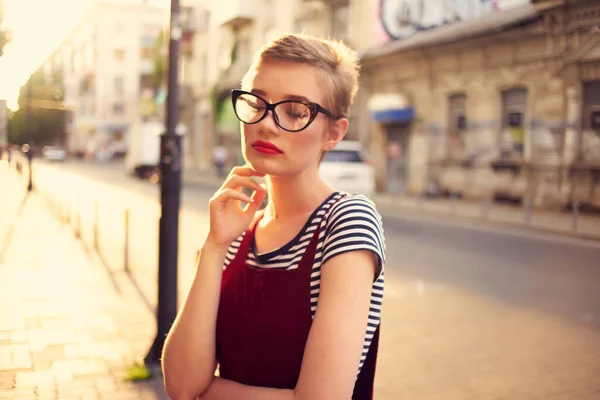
252, 140, 283, 155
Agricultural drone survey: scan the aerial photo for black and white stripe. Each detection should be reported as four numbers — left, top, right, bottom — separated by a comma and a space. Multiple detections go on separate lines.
224, 192, 386, 375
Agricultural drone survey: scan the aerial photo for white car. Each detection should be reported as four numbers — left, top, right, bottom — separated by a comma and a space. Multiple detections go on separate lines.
320, 141, 376, 198
42, 146, 67, 162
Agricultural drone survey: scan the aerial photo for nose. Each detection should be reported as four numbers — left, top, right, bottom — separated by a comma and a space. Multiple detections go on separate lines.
258, 110, 280, 135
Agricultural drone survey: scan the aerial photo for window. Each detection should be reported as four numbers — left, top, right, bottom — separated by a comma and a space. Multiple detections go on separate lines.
331, 2, 350, 42
141, 46, 153, 60
448, 93, 467, 159
583, 81, 600, 132
113, 103, 124, 115
114, 49, 125, 62
200, 52, 208, 86
501, 88, 527, 158
114, 77, 124, 95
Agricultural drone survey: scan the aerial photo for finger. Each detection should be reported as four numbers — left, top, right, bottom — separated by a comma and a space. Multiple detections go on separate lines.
243, 187, 267, 213
216, 188, 255, 205
228, 165, 265, 178
223, 175, 265, 192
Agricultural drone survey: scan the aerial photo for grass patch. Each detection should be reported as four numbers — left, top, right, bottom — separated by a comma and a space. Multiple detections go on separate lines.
124, 361, 153, 382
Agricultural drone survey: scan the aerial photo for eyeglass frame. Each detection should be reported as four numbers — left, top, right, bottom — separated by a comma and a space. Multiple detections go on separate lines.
231, 89, 339, 133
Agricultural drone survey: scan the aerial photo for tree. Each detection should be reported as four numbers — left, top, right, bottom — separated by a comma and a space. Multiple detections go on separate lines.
8, 68, 68, 146
0, 28, 9, 58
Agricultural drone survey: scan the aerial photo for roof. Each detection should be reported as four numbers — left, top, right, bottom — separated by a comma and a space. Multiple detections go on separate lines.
360, 1, 561, 61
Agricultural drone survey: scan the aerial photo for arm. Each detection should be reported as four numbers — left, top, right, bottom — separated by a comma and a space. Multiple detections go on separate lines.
162, 167, 267, 400
161, 242, 227, 400
200, 249, 377, 400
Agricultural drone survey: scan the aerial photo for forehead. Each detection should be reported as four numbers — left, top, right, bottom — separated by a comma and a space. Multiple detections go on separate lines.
243, 61, 326, 104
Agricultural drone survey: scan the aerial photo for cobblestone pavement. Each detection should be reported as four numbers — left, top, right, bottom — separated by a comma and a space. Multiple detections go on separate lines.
1, 165, 168, 399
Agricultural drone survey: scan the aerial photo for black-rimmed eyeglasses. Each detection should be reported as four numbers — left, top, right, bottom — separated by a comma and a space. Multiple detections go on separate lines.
231, 89, 336, 132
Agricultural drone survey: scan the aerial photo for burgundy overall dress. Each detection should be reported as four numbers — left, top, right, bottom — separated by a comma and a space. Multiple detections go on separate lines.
216, 203, 380, 399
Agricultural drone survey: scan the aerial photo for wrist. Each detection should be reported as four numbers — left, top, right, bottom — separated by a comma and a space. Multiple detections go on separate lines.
202, 239, 229, 255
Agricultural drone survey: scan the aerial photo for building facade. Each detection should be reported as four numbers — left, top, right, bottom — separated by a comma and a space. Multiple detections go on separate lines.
360, 0, 600, 209
44, 2, 166, 159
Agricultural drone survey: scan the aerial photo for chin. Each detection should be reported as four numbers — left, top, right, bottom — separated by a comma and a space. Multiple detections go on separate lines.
248, 160, 283, 176
244, 152, 280, 175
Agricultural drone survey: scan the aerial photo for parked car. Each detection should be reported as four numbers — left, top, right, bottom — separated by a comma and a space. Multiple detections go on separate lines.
319, 140, 376, 198
242, 141, 376, 205
41, 146, 67, 162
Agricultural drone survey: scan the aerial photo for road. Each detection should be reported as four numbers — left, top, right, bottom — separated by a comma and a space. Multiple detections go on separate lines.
31, 159, 600, 400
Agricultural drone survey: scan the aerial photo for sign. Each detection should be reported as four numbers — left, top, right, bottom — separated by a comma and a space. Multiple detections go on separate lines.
376, 0, 530, 42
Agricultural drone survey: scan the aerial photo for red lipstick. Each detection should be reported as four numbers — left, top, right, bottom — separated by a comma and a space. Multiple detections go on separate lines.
252, 140, 283, 155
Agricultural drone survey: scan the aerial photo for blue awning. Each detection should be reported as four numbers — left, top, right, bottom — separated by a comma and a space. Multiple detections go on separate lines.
372, 108, 414, 123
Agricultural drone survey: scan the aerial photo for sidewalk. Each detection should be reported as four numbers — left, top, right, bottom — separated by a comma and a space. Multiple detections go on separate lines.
183, 167, 600, 241
0, 165, 168, 399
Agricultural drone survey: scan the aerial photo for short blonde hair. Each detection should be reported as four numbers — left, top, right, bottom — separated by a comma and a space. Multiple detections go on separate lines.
242, 33, 360, 119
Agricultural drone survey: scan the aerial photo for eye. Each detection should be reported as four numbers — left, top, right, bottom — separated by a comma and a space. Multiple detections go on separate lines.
284, 103, 310, 119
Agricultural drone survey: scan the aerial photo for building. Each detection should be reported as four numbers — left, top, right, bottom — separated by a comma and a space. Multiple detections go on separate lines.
43, 1, 166, 159
178, 0, 372, 172
359, 0, 600, 209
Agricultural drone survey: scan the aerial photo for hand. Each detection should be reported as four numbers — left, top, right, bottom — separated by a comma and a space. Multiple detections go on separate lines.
205, 166, 267, 248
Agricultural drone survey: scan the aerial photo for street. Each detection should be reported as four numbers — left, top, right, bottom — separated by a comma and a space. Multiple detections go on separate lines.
31, 160, 600, 399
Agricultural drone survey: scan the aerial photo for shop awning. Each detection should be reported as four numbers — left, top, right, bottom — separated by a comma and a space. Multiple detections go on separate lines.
368, 93, 414, 123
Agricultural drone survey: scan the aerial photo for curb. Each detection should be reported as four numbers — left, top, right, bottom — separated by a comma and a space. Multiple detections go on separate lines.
374, 199, 600, 243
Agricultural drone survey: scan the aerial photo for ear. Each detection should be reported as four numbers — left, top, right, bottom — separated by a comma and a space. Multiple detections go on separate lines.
322, 117, 348, 152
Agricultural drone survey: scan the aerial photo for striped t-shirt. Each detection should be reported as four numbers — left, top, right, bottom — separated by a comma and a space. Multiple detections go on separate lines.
224, 192, 386, 374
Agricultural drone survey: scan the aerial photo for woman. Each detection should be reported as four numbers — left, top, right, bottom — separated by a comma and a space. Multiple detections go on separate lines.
162, 33, 386, 400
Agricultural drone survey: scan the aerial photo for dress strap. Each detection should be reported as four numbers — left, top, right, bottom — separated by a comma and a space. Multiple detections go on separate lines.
228, 210, 264, 267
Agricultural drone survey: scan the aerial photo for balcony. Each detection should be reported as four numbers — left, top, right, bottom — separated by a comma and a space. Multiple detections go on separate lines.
141, 59, 154, 75
212, 0, 256, 29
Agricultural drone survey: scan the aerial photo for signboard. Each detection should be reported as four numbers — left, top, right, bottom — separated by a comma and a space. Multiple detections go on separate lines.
375, 0, 530, 43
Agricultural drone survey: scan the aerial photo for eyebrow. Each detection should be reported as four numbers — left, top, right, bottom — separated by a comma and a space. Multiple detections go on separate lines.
251, 89, 312, 103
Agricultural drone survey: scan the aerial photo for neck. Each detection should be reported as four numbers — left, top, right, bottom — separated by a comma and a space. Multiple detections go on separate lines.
264, 167, 333, 221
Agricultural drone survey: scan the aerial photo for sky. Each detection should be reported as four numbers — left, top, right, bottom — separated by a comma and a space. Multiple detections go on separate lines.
0, 0, 168, 110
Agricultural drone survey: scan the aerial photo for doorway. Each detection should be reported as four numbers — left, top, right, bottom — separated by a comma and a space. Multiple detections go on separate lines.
386, 123, 411, 194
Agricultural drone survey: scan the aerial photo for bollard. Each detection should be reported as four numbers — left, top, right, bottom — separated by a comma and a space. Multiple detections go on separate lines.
482, 193, 491, 219
75, 211, 81, 239
124, 209, 130, 272
65, 200, 71, 226
572, 200, 579, 232
416, 191, 425, 210
94, 200, 99, 250
196, 249, 201, 265
450, 192, 458, 214
524, 197, 533, 225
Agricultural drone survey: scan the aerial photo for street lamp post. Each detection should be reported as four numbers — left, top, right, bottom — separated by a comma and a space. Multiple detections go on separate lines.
144, 0, 182, 367
25, 78, 33, 192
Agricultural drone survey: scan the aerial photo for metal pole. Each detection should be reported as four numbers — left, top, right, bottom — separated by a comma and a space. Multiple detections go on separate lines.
145, 0, 182, 367
572, 200, 579, 232
94, 200, 99, 250
524, 197, 533, 225
124, 209, 130, 272
25, 78, 33, 192
482, 192, 491, 219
